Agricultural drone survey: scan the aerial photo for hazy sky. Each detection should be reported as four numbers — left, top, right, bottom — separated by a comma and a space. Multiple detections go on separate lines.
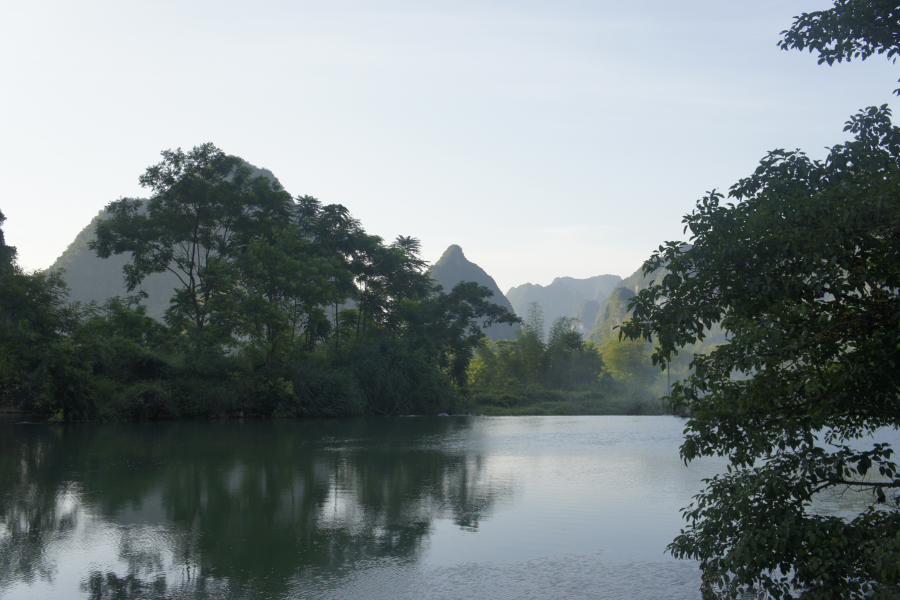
2, 0, 897, 294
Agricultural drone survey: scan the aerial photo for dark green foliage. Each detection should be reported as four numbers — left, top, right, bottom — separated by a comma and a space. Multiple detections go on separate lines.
0, 209, 16, 275
284, 338, 455, 418
288, 361, 364, 418
1, 148, 521, 422
49, 162, 281, 319
343, 339, 451, 416
780, 0, 900, 93
409, 280, 521, 387
232, 217, 337, 369
0, 247, 91, 420
620, 11, 900, 591
90, 144, 294, 338
112, 381, 175, 421
345, 343, 415, 415
621, 106, 900, 598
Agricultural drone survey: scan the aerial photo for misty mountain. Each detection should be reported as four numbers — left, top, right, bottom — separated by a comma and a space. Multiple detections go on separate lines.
586, 287, 638, 343
574, 300, 601, 332
506, 274, 621, 338
428, 245, 519, 342
586, 259, 666, 344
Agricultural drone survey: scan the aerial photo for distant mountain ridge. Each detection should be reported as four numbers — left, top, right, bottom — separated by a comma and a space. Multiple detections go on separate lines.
506, 273, 621, 338
428, 245, 519, 342
584, 245, 726, 348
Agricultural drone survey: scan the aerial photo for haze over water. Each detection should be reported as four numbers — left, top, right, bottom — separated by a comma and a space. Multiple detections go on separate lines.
1, 416, 726, 599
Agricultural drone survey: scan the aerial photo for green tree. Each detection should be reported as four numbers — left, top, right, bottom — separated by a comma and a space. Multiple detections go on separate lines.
373, 236, 434, 335
306, 203, 363, 352
467, 315, 606, 392
410, 282, 521, 387
545, 316, 606, 390
342, 234, 432, 341
780, 0, 900, 93
0, 233, 92, 419
597, 333, 655, 394
90, 144, 293, 343
516, 302, 546, 384
621, 106, 900, 598
232, 220, 336, 369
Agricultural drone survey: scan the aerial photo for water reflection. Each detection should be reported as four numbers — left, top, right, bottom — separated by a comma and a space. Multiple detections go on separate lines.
1, 419, 516, 599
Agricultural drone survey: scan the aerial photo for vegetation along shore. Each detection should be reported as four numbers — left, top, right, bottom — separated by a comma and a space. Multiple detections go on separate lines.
0, 147, 676, 422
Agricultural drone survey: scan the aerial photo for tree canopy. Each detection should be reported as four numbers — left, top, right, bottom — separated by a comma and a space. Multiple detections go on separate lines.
90, 144, 294, 338
1, 143, 522, 421
622, 105, 900, 600
616, 2, 900, 595
780, 0, 900, 92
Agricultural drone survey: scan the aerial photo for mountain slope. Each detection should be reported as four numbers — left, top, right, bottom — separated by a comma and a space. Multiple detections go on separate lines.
586, 249, 726, 349
574, 300, 602, 333
428, 245, 519, 341
49, 209, 180, 319
586, 287, 638, 343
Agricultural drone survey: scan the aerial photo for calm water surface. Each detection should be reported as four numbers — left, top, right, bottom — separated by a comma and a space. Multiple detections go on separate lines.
0, 416, 727, 599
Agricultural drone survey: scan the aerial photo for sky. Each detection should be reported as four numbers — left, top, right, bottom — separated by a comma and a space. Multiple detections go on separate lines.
2, 0, 898, 294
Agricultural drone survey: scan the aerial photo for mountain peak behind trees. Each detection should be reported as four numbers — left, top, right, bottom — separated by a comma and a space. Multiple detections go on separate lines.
48, 163, 279, 319
428, 245, 519, 342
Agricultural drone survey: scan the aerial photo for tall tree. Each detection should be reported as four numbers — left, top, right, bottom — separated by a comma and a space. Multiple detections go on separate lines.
621, 106, 900, 598
410, 282, 521, 387
515, 302, 546, 384
616, 6, 900, 596
233, 221, 336, 369
356, 236, 433, 338
90, 144, 293, 341
0, 213, 88, 418
545, 316, 600, 389
306, 203, 362, 352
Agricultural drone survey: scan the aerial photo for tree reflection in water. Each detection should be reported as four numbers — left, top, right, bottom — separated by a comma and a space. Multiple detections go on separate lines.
0, 419, 516, 599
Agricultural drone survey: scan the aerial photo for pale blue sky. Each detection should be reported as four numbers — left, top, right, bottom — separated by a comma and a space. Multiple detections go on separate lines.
2, 0, 897, 293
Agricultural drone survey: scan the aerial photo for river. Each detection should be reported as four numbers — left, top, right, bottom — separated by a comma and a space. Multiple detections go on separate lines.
1, 416, 727, 599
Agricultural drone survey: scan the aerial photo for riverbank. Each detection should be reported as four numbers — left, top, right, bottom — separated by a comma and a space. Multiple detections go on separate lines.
2, 394, 668, 422
465, 387, 667, 416
0, 407, 26, 422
